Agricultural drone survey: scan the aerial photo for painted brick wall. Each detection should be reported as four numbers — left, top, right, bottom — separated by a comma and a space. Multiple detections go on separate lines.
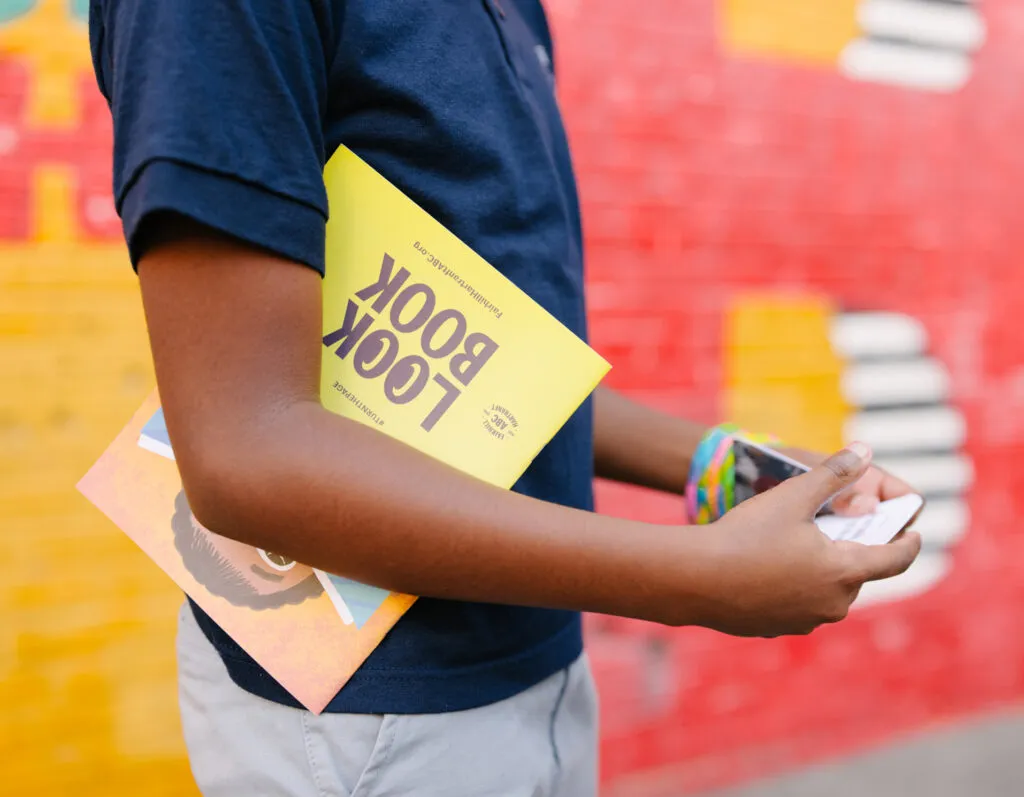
2, 1, 1023, 795
545, 0, 1024, 792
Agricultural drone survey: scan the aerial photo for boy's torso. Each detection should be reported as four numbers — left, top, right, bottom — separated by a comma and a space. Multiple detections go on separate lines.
104, 0, 596, 714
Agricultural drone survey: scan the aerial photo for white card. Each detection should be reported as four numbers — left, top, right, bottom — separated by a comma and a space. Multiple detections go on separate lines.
814, 493, 924, 546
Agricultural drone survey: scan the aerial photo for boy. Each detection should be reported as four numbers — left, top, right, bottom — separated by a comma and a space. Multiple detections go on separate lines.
90, 1, 920, 794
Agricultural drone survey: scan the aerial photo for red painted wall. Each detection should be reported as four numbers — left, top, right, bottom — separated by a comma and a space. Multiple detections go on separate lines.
543, 0, 1024, 792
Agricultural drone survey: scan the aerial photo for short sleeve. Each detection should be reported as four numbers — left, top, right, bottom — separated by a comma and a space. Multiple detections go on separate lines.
92, 0, 333, 273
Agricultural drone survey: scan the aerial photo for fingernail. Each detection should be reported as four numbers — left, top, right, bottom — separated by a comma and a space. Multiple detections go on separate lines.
846, 441, 872, 463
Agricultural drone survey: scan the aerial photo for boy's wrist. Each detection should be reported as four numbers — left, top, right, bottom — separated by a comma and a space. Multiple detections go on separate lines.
610, 521, 731, 629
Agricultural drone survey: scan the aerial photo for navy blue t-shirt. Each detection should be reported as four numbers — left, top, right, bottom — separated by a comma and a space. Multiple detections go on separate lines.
90, 0, 594, 714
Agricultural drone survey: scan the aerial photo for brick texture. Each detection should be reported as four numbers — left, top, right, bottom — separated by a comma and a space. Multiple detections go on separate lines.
548, 0, 1024, 792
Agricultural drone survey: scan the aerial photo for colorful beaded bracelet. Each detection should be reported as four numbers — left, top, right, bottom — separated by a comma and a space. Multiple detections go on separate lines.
685, 423, 779, 524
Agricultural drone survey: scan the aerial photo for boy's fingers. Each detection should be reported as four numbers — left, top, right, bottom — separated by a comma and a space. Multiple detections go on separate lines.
841, 531, 922, 584
778, 443, 873, 518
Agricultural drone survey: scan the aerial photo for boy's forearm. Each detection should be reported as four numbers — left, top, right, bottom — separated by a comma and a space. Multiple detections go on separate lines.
183, 397, 712, 625
593, 386, 707, 495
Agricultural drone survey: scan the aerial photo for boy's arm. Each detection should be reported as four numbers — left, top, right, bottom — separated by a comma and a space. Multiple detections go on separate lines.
592, 388, 916, 515
593, 387, 705, 495
139, 216, 919, 637
143, 217, 686, 622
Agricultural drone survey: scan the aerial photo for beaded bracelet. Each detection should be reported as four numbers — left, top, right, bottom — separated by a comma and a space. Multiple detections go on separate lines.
685, 423, 779, 525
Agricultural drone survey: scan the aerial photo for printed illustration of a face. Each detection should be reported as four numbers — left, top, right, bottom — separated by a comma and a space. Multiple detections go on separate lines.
171, 490, 323, 610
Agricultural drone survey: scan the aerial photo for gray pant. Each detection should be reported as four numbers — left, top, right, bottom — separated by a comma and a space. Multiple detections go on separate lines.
177, 603, 600, 796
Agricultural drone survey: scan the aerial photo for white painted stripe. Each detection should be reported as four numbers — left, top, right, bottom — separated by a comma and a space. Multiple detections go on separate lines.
840, 38, 972, 92
854, 551, 950, 608
912, 497, 970, 547
842, 358, 950, 406
831, 313, 928, 359
844, 406, 966, 452
858, 0, 986, 51
873, 453, 974, 494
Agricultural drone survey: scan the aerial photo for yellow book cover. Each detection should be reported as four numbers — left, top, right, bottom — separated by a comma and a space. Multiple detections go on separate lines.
77, 146, 610, 714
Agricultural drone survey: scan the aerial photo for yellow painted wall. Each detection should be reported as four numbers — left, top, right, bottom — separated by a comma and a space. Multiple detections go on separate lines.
718, 0, 860, 65
724, 295, 849, 452
0, 2, 196, 793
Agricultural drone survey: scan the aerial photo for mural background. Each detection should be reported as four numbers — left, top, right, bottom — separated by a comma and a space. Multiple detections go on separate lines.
1, 0, 1020, 793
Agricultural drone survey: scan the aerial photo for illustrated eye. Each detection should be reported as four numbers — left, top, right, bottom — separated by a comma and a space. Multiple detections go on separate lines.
258, 550, 297, 572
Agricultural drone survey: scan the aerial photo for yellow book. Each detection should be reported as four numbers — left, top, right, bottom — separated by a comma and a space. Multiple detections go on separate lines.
77, 146, 610, 713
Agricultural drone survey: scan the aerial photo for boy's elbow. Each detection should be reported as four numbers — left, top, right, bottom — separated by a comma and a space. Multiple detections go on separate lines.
166, 400, 318, 547
176, 444, 255, 541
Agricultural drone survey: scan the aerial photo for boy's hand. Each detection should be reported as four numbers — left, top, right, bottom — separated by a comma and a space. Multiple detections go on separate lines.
690, 443, 921, 638
781, 446, 915, 517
